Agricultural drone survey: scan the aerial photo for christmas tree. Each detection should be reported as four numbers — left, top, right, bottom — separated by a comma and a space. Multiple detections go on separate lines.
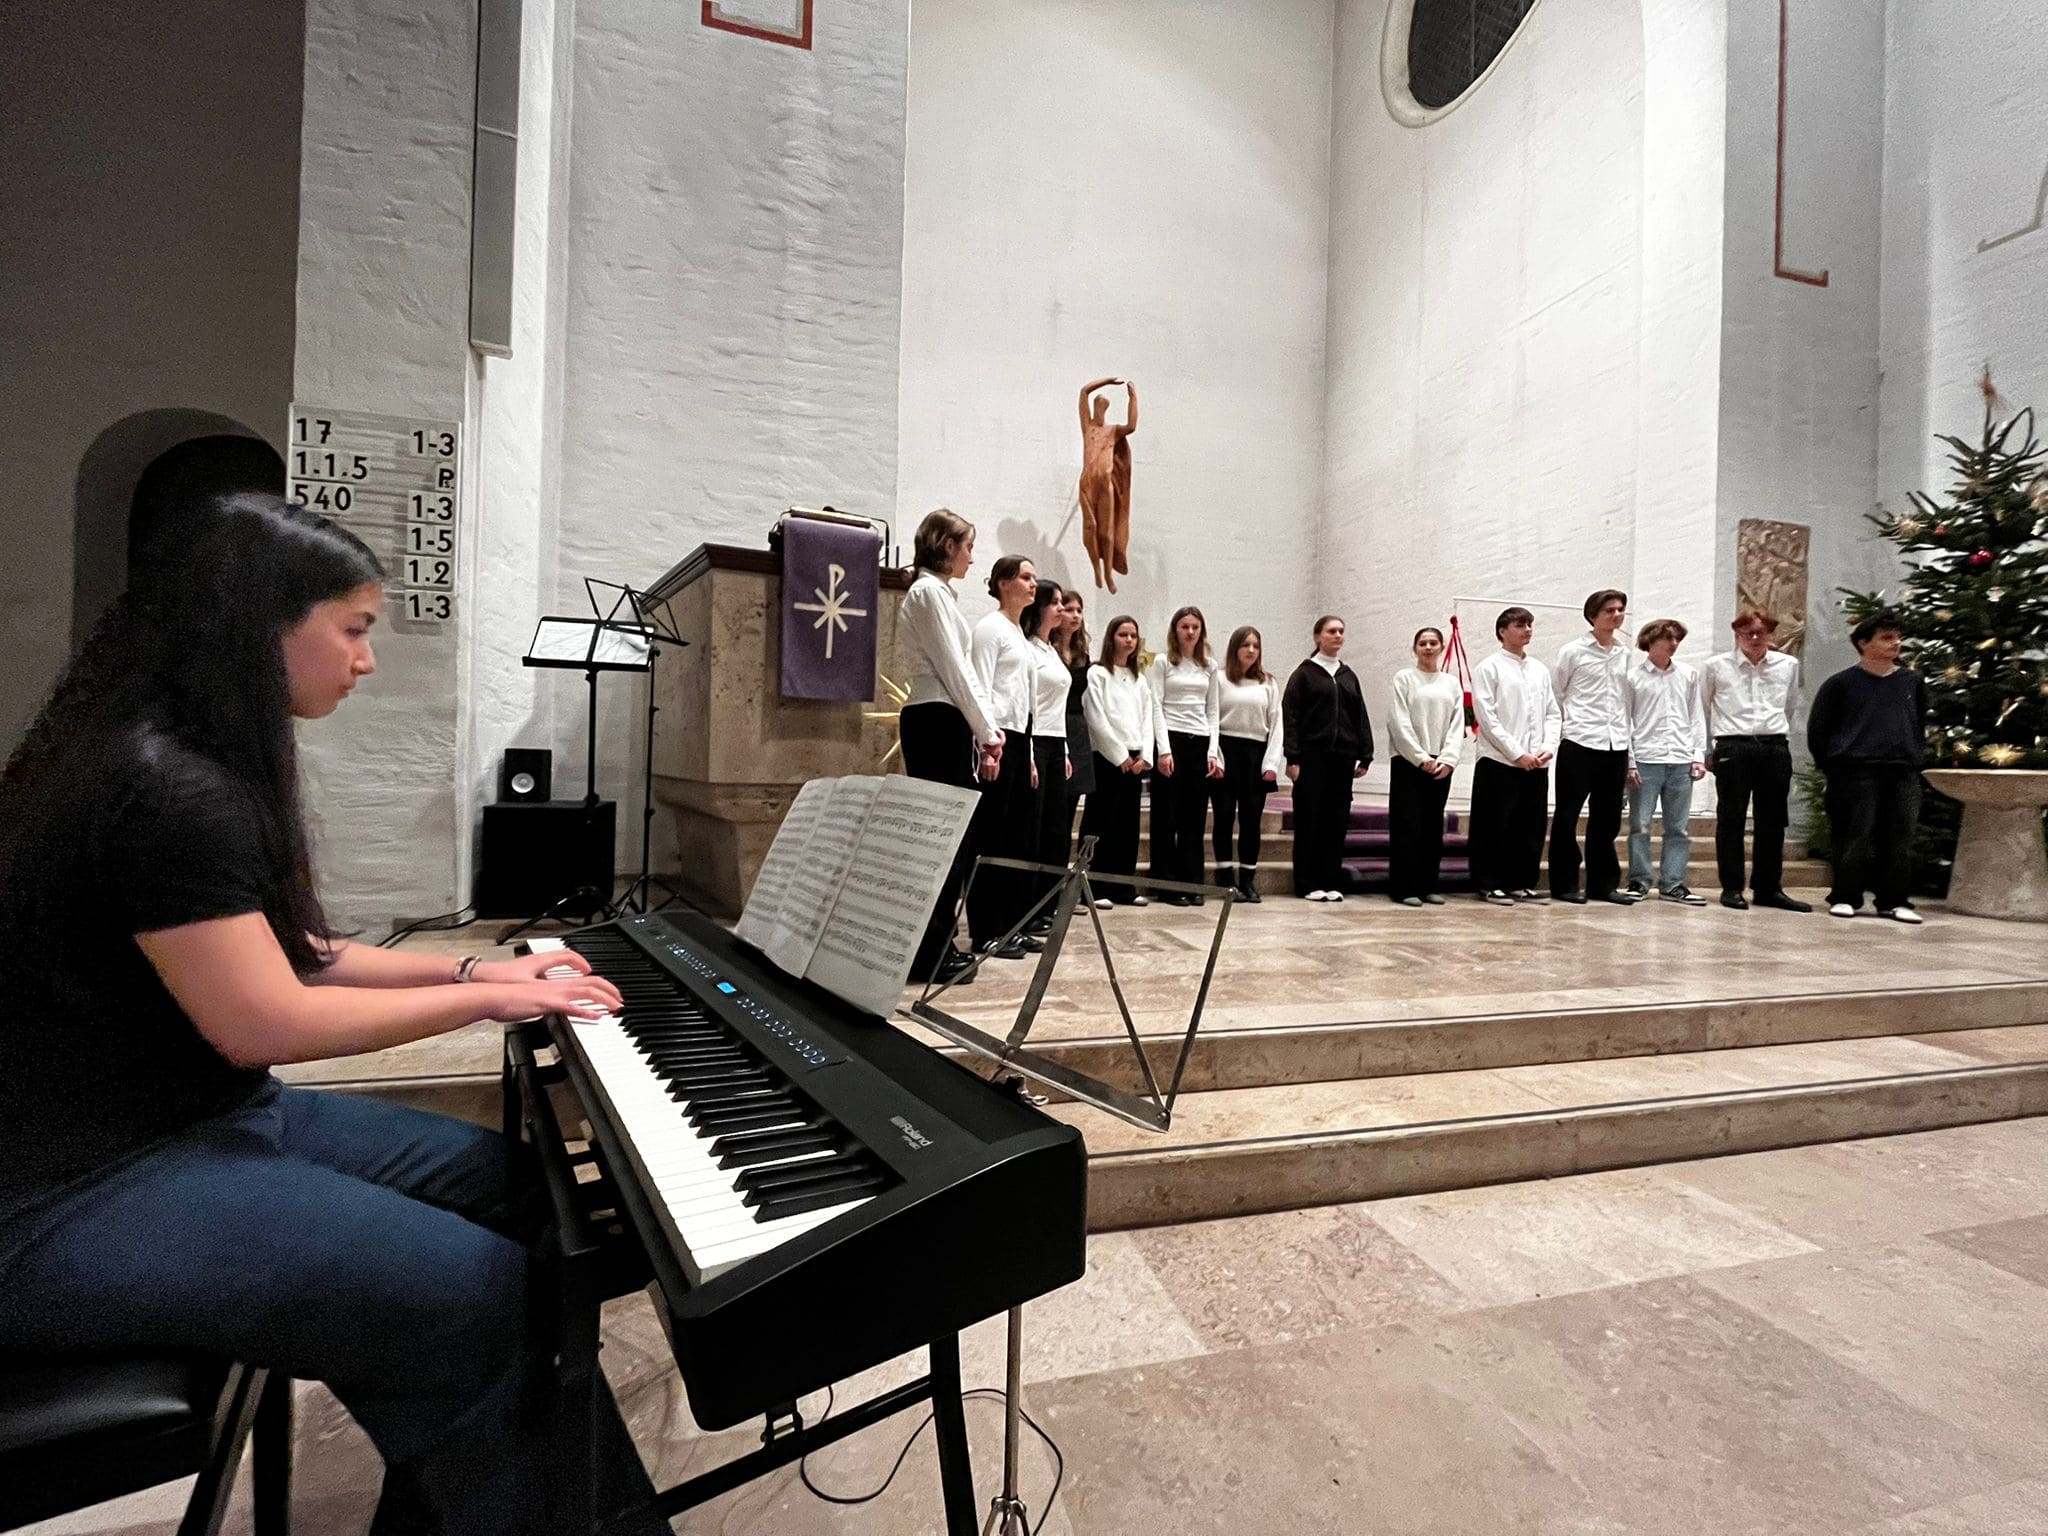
1844, 372, 2048, 770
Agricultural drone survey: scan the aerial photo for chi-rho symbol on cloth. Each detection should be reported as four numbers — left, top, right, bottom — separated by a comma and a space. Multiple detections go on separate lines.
794, 564, 869, 660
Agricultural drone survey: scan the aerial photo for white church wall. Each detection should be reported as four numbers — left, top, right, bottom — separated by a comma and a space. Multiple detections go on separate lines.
1715, 0, 1890, 696
467, 0, 575, 873
1877, 0, 2048, 525
1324, 0, 1663, 796
293, 0, 480, 932
895, 0, 1335, 656
544, 0, 912, 842
0, 2, 302, 750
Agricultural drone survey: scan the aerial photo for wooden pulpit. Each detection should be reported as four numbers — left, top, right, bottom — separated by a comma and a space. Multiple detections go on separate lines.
644, 544, 911, 915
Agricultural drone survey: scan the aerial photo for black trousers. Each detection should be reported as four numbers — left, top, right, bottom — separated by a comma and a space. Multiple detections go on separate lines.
1469, 756, 1548, 893
1825, 763, 1923, 910
1031, 735, 1073, 907
1079, 753, 1142, 900
1550, 739, 1629, 897
966, 728, 1039, 946
1388, 756, 1453, 898
1155, 730, 1213, 886
900, 702, 977, 974
1212, 735, 1272, 871
1711, 735, 1792, 897
1290, 751, 1357, 894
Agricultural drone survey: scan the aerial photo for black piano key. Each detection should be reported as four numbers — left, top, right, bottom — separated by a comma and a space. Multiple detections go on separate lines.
735, 1152, 871, 1195
679, 1097, 790, 1122
747, 1174, 889, 1221
688, 1107, 806, 1138
714, 1129, 837, 1169
685, 1094, 799, 1124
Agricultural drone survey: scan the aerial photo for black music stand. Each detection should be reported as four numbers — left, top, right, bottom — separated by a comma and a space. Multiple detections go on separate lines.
504, 605, 654, 941
584, 578, 688, 916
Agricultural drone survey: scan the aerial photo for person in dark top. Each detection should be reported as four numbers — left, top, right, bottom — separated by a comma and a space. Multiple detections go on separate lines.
1807, 611, 1930, 923
0, 493, 660, 1536
1281, 615, 1374, 901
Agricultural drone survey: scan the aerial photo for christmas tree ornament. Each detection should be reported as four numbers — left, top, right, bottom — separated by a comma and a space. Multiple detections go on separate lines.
1980, 744, 2022, 767
1968, 549, 1995, 568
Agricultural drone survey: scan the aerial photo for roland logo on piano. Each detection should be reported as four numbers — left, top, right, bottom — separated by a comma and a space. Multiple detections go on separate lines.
889, 1115, 932, 1150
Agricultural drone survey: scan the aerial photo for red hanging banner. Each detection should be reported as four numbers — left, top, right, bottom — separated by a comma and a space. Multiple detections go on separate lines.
1446, 616, 1478, 736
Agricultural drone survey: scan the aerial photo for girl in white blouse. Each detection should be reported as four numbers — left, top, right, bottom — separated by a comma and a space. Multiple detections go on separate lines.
1079, 616, 1155, 907
1387, 626, 1465, 905
1146, 606, 1223, 904
1213, 625, 1284, 903
897, 509, 1003, 982
967, 555, 1042, 956
1022, 580, 1076, 933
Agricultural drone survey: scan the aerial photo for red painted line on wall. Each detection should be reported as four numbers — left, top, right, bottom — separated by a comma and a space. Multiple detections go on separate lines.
702, 0, 813, 49
1774, 0, 1830, 286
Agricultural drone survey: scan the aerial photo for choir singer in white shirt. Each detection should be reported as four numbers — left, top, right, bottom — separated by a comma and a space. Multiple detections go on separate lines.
1468, 607, 1560, 906
1698, 611, 1813, 912
1623, 619, 1709, 905
897, 509, 1005, 985
1387, 626, 1465, 907
1549, 589, 1639, 905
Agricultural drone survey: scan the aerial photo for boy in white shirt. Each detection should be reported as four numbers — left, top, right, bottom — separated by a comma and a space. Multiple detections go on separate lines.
1549, 589, 1638, 905
1623, 619, 1708, 905
1469, 607, 1561, 905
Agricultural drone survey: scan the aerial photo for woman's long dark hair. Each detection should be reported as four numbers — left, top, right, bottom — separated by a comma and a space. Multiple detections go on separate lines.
0, 493, 384, 971
1021, 580, 1064, 641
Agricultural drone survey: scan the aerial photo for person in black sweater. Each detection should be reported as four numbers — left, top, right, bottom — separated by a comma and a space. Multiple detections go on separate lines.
1808, 611, 1929, 922
1282, 615, 1374, 900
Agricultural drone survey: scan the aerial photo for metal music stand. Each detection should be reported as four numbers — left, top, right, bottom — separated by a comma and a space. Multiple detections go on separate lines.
903, 838, 1234, 1536
504, 606, 655, 941
584, 578, 688, 915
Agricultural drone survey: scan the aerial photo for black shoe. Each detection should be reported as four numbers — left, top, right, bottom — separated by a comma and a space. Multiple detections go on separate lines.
1753, 891, 1813, 913
1024, 913, 1055, 937
1658, 885, 1708, 907
1014, 934, 1046, 953
1556, 890, 1589, 905
980, 938, 1031, 961
1626, 880, 1649, 898
930, 949, 976, 985
1720, 892, 1750, 910
1594, 890, 1639, 905
1238, 884, 1262, 904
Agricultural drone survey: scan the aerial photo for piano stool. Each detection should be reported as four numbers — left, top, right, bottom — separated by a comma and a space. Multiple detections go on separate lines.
0, 1353, 291, 1534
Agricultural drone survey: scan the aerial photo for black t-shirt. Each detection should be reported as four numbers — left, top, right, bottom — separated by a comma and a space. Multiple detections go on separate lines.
1806, 666, 1928, 769
0, 732, 272, 1210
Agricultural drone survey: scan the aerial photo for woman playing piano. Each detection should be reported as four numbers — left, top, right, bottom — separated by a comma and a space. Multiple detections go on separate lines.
0, 493, 661, 1535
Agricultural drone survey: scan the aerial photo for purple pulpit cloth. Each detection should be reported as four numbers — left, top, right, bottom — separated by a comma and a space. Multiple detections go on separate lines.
780, 518, 880, 701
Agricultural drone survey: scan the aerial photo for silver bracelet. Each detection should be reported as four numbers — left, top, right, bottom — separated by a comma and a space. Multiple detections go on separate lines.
454, 955, 481, 984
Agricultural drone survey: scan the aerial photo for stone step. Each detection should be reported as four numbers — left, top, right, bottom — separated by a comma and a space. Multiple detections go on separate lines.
971, 981, 2048, 1096
1060, 1025, 2048, 1230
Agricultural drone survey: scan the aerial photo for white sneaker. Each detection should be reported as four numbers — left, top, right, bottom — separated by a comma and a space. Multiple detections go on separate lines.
1328, 891, 1345, 903
1092, 897, 1114, 911
1304, 890, 1330, 902
1828, 902, 1858, 918
1131, 895, 1149, 907
1879, 906, 1924, 925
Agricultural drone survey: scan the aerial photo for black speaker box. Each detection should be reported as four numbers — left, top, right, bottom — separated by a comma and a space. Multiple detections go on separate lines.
475, 799, 615, 918
498, 747, 553, 803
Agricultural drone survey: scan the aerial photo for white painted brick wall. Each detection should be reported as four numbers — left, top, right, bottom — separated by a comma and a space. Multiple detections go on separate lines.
1878, 0, 2048, 519
895, 0, 1334, 655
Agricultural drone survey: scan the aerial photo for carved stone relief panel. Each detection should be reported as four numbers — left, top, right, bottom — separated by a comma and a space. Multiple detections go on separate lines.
1736, 518, 1810, 657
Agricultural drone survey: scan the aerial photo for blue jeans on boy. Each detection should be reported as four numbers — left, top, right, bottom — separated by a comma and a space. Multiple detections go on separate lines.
0, 1078, 660, 1536
1629, 760, 1696, 891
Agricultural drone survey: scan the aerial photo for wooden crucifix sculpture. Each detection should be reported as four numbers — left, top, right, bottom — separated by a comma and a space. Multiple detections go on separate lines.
1078, 376, 1137, 593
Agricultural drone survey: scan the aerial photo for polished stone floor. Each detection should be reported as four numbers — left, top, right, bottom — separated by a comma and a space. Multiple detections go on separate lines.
31, 1116, 2048, 1536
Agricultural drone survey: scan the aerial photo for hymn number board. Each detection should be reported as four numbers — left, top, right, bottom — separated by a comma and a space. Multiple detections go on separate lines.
287, 405, 462, 634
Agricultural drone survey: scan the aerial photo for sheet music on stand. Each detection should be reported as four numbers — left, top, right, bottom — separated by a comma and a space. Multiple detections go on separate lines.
734, 774, 979, 1018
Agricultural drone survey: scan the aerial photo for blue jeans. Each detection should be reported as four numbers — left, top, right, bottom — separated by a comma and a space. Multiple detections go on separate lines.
0, 1079, 658, 1536
1628, 761, 1696, 891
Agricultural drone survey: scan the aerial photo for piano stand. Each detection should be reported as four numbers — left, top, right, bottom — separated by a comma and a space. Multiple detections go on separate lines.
610, 1335, 977, 1536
